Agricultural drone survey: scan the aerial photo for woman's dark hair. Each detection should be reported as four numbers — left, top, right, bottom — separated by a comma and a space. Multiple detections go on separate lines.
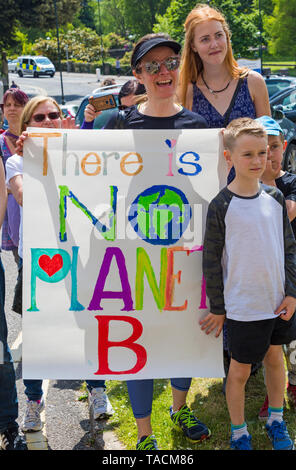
2, 88, 29, 109
118, 80, 146, 104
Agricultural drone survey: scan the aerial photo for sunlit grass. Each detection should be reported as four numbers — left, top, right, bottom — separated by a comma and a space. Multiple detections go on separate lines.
102, 369, 296, 450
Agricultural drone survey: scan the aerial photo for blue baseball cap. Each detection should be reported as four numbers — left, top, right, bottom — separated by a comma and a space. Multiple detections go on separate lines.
255, 115, 283, 136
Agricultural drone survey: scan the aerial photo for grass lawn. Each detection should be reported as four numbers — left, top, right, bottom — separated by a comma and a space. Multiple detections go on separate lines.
263, 61, 296, 76
99, 368, 296, 451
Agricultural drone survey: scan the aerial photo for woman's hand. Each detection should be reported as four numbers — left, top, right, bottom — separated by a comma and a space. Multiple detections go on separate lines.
61, 116, 80, 129
84, 103, 102, 123
15, 131, 29, 156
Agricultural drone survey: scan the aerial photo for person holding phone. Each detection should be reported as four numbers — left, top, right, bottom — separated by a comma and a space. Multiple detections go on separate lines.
103, 32, 210, 451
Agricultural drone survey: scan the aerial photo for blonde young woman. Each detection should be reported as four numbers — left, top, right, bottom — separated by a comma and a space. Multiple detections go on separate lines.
7, 96, 112, 434
178, 3, 271, 388
178, 3, 270, 131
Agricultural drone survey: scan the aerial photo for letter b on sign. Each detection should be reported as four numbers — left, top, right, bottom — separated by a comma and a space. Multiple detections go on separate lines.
94, 315, 147, 375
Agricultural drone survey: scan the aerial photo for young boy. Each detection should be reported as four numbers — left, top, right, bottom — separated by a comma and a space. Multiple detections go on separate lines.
256, 115, 296, 418
200, 117, 296, 450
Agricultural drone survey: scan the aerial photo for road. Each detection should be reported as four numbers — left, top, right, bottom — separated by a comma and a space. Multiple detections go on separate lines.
4, 71, 128, 451
8, 70, 132, 106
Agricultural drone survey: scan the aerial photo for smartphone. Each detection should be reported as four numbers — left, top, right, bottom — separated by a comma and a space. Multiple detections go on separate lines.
88, 94, 117, 112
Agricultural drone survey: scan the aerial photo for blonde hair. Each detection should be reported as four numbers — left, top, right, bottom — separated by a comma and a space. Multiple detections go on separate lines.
223, 117, 267, 150
20, 95, 62, 133
179, 3, 248, 106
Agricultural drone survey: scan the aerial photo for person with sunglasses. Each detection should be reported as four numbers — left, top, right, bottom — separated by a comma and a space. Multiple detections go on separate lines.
6, 96, 113, 435
102, 33, 210, 451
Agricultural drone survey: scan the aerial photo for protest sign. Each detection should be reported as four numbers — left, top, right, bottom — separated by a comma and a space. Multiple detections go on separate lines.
23, 128, 226, 380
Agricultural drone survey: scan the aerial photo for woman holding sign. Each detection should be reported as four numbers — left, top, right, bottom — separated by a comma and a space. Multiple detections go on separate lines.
6, 96, 113, 434
102, 33, 210, 450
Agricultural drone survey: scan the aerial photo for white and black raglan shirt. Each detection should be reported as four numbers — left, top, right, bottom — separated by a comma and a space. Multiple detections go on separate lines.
202, 184, 296, 321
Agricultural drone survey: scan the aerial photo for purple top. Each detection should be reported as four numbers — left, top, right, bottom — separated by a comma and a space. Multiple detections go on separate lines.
81, 120, 94, 129
192, 77, 256, 128
0, 132, 20, 250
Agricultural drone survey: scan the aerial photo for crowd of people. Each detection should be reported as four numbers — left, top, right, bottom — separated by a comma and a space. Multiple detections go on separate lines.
0, 3, 295, 452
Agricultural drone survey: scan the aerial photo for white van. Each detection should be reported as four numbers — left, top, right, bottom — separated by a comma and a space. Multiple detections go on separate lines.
16, 56, 55, 78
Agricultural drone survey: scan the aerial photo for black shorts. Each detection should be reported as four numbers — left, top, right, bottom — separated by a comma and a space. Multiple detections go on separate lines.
227, 315, 296, 364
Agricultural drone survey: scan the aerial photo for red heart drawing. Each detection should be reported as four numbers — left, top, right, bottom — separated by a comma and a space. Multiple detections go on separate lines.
38, 254, 63, 277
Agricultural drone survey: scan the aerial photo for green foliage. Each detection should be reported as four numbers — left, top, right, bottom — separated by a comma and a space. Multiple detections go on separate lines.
0, 0, 82, 53
32, 27, 101, 62
153, 0, 269, 57
266, 0, 296, 57
105, 373, 296, 450
31, 25, 129, 64
19, 0, 81, 29
120, 0, 171, 38
103, 32, 127, 51
14, 30, 34, 56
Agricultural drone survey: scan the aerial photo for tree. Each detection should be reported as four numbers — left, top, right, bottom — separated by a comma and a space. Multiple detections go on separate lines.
75, 0, 96, 30
90, 0, 171, 39
32, 27, 101, 63
0, 0, 81, 90
19, 0, 81, 30
153, 0, 265, 57
266, 0, 296, 58
121, 0, 171, 38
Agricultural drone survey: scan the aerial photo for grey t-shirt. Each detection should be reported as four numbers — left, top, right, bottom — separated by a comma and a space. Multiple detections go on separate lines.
203, 184, 296, 321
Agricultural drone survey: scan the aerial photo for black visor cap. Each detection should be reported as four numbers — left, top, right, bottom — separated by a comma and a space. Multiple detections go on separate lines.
131, 37, 181, 69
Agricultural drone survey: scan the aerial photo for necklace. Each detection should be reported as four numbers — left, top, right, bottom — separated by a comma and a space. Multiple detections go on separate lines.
5, 130, 19, 140
201, 73, 231, 97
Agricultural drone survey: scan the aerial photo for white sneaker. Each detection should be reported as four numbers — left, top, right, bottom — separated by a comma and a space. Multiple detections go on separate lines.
88, 387, 114, 420
22, 398, 45, 432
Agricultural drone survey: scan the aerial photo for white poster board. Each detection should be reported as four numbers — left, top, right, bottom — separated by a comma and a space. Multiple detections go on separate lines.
22, 128, 226, 380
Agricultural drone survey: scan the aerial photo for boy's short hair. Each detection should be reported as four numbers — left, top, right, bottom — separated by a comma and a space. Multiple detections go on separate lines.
256, 115, 285, 143
224, 117, 267, 150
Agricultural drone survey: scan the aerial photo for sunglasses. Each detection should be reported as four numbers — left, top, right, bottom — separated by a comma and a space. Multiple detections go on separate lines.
32, 112, 60, 123
136, 56, 180, 75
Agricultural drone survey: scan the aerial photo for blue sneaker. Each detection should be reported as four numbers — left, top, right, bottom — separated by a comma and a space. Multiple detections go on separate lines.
170, 405, 211, 442
230, 434, 252, 450
136, 434, 158, 450
265, 420, 295, 450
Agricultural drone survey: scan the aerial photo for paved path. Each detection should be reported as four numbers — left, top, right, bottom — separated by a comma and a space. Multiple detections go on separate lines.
3, 250, 125, 451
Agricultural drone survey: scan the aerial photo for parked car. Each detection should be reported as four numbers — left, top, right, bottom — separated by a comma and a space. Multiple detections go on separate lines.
264, 75, 296, 98
61, 104, 79, 119
75, 84, 120, 129
8, 59, 18, 73
270, 85, 296, 125
16, 55, 55, 78
272, 107, 296, 173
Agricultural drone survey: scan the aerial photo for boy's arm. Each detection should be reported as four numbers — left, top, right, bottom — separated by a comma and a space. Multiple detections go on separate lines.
284, 175, 296, 221
202, 195, 227, 315
201, 192, 229, 336
286, 199, 296, 222
282, 198, 296, 300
